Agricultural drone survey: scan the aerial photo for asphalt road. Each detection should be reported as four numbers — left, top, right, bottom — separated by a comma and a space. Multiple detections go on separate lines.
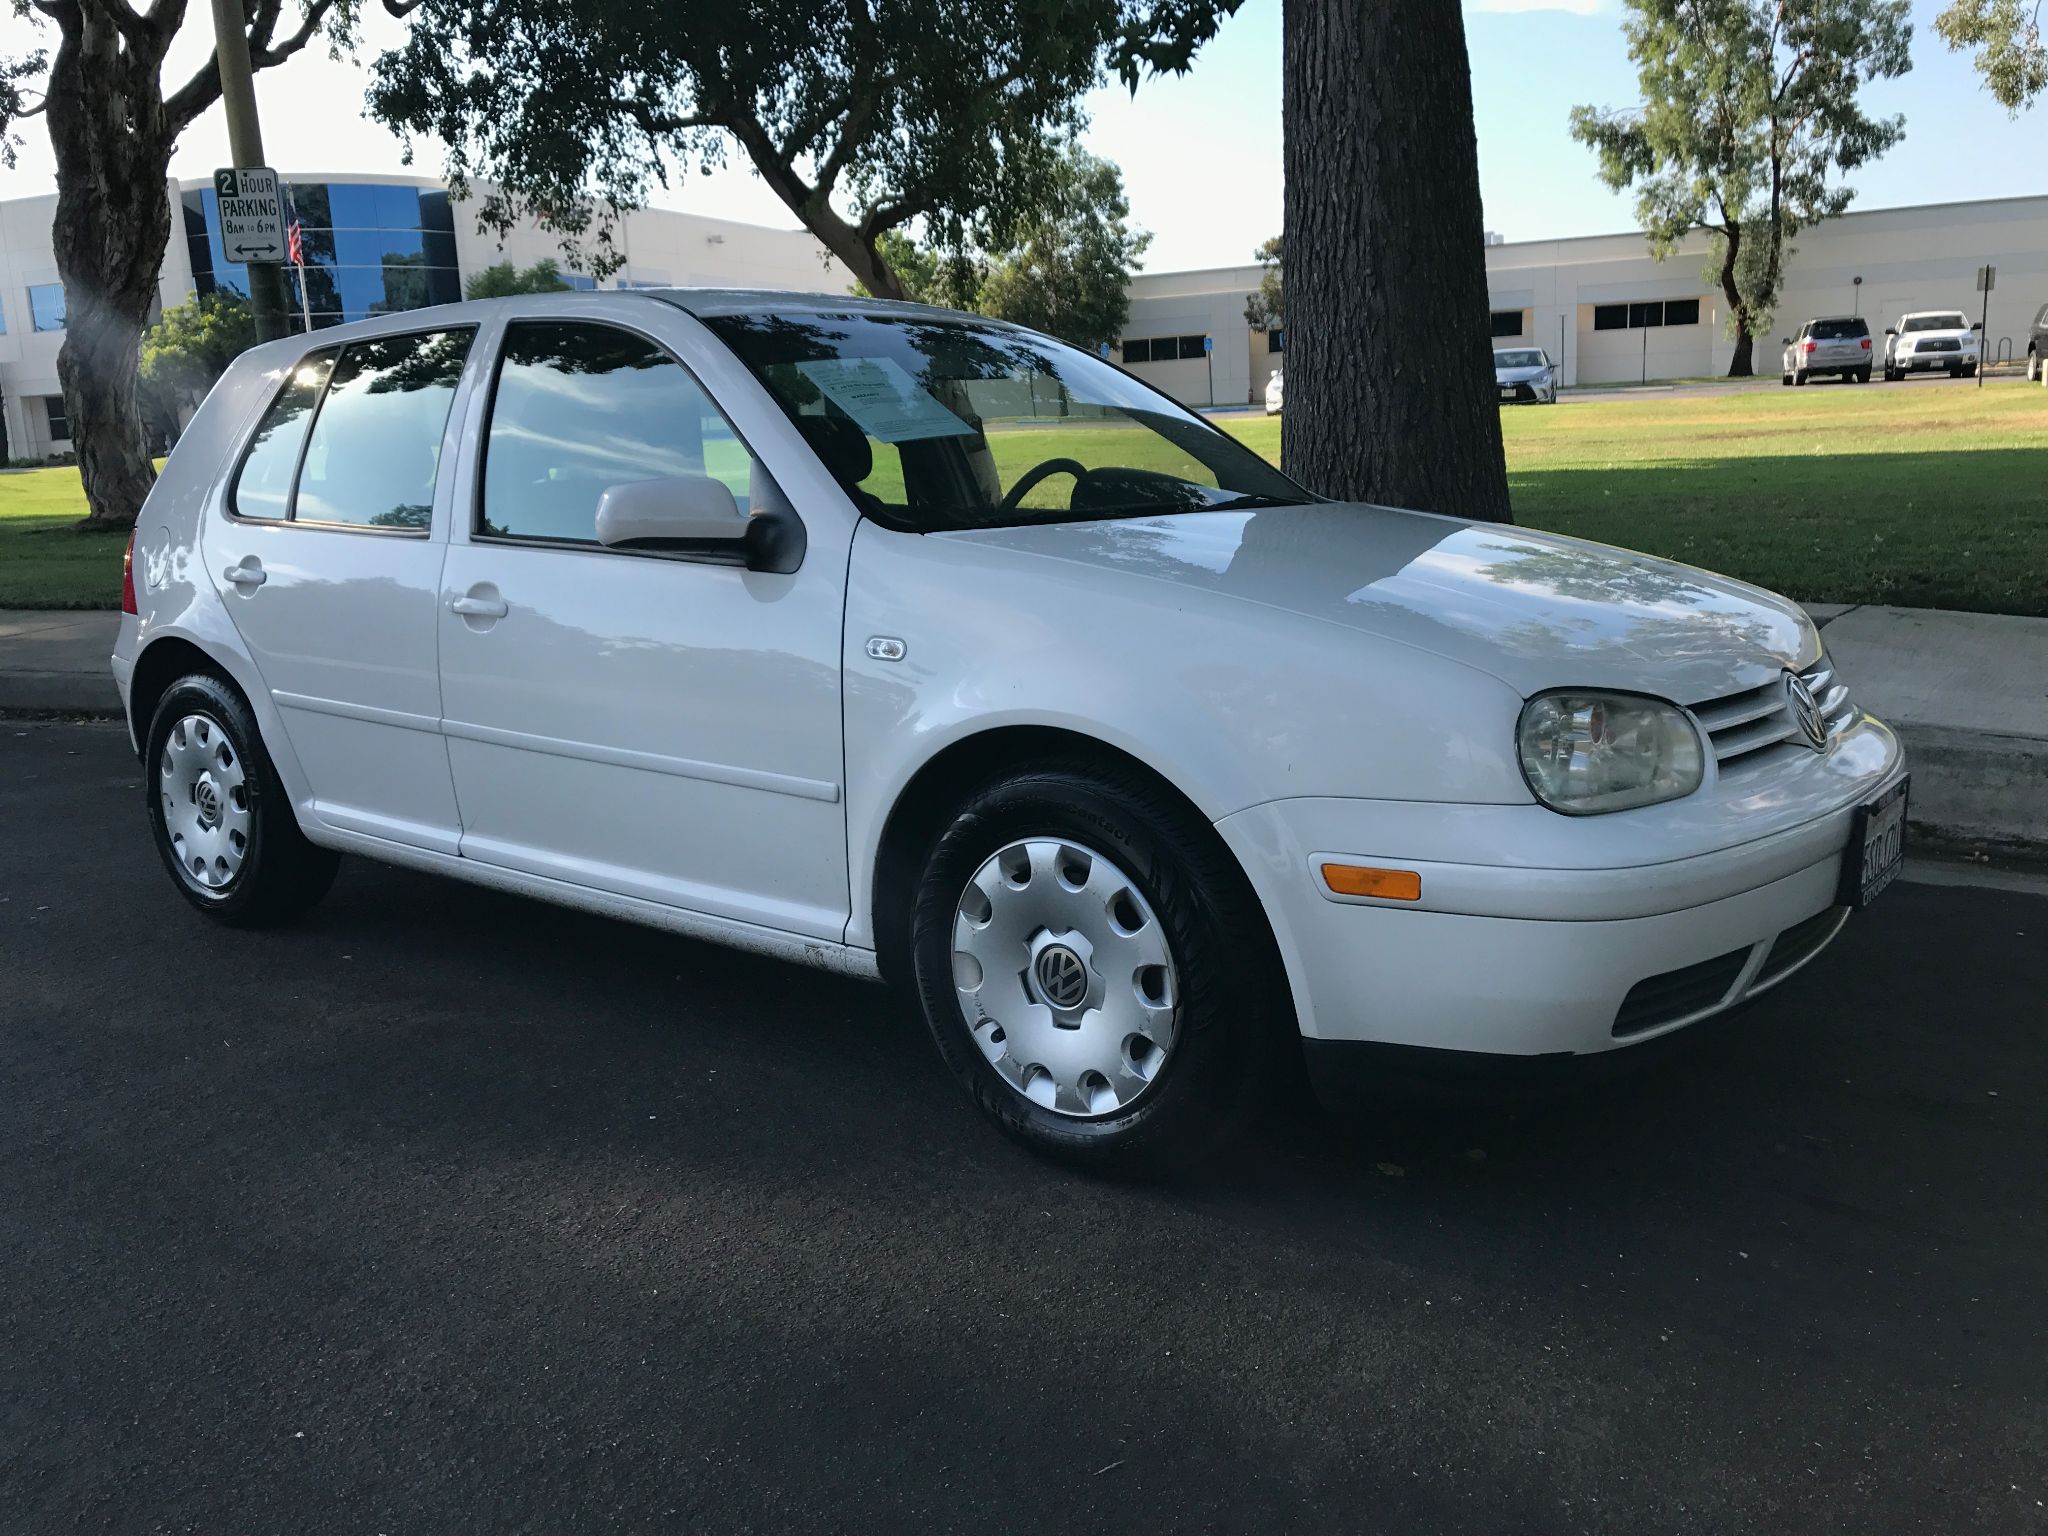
4, 720, 2044, 1535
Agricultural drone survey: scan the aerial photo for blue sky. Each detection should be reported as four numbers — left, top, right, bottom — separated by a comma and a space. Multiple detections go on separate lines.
1, 0, 2037, 274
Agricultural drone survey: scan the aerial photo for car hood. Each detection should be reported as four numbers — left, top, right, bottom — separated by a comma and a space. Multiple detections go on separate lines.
942, 504, 1816, 704
1495, 365, 1550, 382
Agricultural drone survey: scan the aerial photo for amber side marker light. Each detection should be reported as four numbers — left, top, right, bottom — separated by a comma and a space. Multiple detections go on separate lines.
1320, 863, 1422, 901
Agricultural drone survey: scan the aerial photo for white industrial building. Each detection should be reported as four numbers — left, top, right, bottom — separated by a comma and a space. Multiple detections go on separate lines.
0, 171, 850, 460
1119, 194, 2048, 405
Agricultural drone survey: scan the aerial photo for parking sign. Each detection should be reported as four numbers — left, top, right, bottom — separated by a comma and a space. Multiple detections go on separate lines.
214, 167, 287, 264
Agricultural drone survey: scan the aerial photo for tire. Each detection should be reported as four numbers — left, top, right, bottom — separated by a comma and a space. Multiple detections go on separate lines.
1781, 373, 1792, 387
2025, 352, 2038, 382
1963, 362, 1977, 378
1794, 370, 1808, 386
145, 673, 339, 927
1857, 366, 1872, 383
909, 760, 1285, 1173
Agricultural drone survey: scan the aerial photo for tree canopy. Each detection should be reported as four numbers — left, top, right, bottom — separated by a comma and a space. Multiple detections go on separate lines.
138, 291, 256, 439
1570, 0, 1911, 376
464, 258, 574, 299
1936, 0, 2045, 111
1241, 236, 1281, 331
364, 0, 1236, 299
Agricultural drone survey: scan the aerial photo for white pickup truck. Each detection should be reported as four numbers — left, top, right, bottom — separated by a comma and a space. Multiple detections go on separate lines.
1882, 310, 1980, 380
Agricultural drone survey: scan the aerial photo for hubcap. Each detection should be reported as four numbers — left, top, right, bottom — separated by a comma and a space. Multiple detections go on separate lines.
951, 838, 1179, 1118
158, 712, 251, 892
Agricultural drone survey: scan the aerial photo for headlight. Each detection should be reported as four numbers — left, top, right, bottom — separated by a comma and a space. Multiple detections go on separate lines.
1516, 692, 1705, 814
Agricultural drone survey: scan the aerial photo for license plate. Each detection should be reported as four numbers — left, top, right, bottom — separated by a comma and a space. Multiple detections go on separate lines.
1498, 387, 1514, 399
1839, 776, 1908, 909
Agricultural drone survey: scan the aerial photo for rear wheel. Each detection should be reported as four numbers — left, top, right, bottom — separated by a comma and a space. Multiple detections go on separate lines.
910, 762, 1284, 1172
2026, 352, 2038, 382
1857, 366, 1872, 383
1780, 372, 1793, 387
1794, 370, 1808, 386
145, 674, 339, 927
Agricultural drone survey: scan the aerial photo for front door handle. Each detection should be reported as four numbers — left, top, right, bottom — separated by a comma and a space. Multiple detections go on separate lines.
222, 560, 266, 588
449, 594, 508, 618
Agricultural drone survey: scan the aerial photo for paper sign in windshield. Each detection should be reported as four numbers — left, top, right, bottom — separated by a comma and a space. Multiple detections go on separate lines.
794, 357, 977, 444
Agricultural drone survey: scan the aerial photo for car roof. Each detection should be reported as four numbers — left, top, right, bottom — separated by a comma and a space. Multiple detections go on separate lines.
651, 287, 997, 327
1900, 309, 1967, 318
1805, 315, 1863, 323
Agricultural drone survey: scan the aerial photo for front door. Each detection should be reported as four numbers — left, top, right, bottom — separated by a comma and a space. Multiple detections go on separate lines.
435, 313, 850, 940
205, 326, 476, 852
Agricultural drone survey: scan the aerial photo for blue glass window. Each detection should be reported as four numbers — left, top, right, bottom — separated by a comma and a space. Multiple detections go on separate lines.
375, 183, 420, 229
29, 284, 65, 331
325, 183, 384, 230
0, 295, 7, 334
560, 272, 597, 291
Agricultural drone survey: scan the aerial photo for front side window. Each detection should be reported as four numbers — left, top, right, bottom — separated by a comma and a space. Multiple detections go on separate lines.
232, 353, 337, 520
1495, 349, 1545, 369
704, 309, 1312, 534
29, 284, 65, 332
480, 320, 760, 544
294, 328, 472, 528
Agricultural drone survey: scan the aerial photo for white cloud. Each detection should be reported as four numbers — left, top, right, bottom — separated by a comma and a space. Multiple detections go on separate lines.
1467, 0, 1603, 14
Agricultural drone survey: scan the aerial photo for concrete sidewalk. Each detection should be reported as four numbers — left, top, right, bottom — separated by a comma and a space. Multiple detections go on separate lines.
4, 603, 2045, 851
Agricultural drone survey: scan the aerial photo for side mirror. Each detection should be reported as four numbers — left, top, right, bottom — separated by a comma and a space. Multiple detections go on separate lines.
1971, 320, 1983, 331
1780, 337, 1791, 345
1885, 327, 1897, 336
596, 475, 752, 562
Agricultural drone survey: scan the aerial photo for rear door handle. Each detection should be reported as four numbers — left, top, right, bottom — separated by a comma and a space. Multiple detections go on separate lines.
222, 561, 266, 588
449, 594, 508, 618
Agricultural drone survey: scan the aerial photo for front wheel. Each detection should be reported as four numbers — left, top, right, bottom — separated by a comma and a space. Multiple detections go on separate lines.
2025, 352, 2038, 382
1794, 370, 1809, 386
145, 674, 339, 927
910, 763, 1284, 1172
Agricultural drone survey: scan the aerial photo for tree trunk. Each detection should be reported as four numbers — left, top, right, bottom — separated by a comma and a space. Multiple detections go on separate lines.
43, 7, 176, 531
1280, 0, 1510, 522
1715, 224, 1755, 377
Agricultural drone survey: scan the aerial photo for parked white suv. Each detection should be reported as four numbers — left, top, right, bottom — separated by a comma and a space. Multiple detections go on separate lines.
114, 291, 1908, 1170
1883, 310, 1980, 380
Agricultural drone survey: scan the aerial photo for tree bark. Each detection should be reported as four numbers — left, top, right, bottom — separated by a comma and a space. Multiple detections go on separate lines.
1280, 0, 1511, 523
1715, 223, 1755, 377
43, 4, 175, 531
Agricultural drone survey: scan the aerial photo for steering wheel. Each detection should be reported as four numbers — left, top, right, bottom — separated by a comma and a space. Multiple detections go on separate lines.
999, 458, 1090, 515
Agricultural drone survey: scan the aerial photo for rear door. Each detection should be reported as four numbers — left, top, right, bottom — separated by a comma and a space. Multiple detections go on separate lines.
205, 325, 477, 853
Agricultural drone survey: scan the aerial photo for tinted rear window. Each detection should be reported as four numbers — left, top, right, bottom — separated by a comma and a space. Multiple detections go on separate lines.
1808, 318, 1868, 340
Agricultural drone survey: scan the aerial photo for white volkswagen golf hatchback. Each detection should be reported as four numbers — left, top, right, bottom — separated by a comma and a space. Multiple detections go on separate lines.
115, 291, 1907, 1169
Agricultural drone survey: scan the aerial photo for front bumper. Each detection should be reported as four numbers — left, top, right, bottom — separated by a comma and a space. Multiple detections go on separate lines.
1894, 350, 1975, 371
1215, 716, 1905, 1070
1496, 378, 1554, 403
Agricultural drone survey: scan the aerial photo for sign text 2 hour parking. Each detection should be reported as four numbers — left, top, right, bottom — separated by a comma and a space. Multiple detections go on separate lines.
213, 167, 287, 264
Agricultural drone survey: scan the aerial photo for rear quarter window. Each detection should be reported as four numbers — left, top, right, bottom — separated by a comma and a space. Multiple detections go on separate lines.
232, 353, 337, 521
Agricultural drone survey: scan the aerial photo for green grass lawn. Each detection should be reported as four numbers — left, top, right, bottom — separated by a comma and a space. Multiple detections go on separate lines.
4, 382, 2044, 613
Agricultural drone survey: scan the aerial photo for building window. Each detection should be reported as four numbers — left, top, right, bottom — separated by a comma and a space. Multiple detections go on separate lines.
43, 395, 70, 442
0, 296, 7, 334
29, 284, 65, 332
1177, 334, 1206, 360
1267, 328, 1284, 353
1490, 310, 1523, 338
1121, 338, 1150, 363
560, 272, 598, 291
1596, 298, 1702, 332
1121, 334, 1208, 363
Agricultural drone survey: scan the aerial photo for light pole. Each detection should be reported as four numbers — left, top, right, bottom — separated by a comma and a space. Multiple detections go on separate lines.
1852, 275, 1863, 317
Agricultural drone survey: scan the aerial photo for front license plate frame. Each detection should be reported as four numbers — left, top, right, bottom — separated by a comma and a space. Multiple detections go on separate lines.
1839, 776, 1908, 909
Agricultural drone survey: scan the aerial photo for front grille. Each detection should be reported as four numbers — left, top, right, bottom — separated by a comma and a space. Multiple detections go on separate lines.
1755, 906, 1848, 988
1913, 337, 1960, 353
1612, 946, 1751, 1037
1689, 656, 1853, 770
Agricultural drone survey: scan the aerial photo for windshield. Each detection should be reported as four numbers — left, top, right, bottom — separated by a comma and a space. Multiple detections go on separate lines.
1495, 350, 1546, 368
702, 309, 1313, 533
1807, 318, 1867, 340
1902, 313, 1967, 332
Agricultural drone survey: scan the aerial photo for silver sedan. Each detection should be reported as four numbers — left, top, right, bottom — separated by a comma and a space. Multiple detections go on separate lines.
1494, 347, 1559, 405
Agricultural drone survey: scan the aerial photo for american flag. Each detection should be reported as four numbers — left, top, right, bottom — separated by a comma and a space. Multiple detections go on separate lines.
287, 219, 303, 267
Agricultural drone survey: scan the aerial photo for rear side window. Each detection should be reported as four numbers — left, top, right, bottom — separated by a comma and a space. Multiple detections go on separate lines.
1809, 318, 1868, 340
232, 353, 336, 520
479, 320, 759, 544
295, 329, 473, 529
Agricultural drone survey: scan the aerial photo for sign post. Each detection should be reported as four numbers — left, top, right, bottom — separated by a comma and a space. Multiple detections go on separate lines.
208, 0, 289, 341
1203, 333, 1215, 408
1976, 264, 1996, 390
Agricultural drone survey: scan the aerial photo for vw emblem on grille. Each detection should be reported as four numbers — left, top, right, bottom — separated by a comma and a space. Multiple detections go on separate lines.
1785, 671, 1827, 752
1034, 944, 1090, 1011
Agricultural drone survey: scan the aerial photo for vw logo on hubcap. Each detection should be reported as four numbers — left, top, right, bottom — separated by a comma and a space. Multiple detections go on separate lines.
1034, 944, 1090, 1011
1785, 671, 1827, 752
194, 779, 222, 827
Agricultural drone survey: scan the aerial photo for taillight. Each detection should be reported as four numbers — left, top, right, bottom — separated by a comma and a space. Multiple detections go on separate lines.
121, 528, 138, 615
1802, 340, 1817, 354
1860, 337, 1872, 349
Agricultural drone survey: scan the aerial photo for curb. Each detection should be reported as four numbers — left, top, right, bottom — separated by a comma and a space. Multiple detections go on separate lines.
0, 672, 123, 719
1895, 723, 2048, 857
